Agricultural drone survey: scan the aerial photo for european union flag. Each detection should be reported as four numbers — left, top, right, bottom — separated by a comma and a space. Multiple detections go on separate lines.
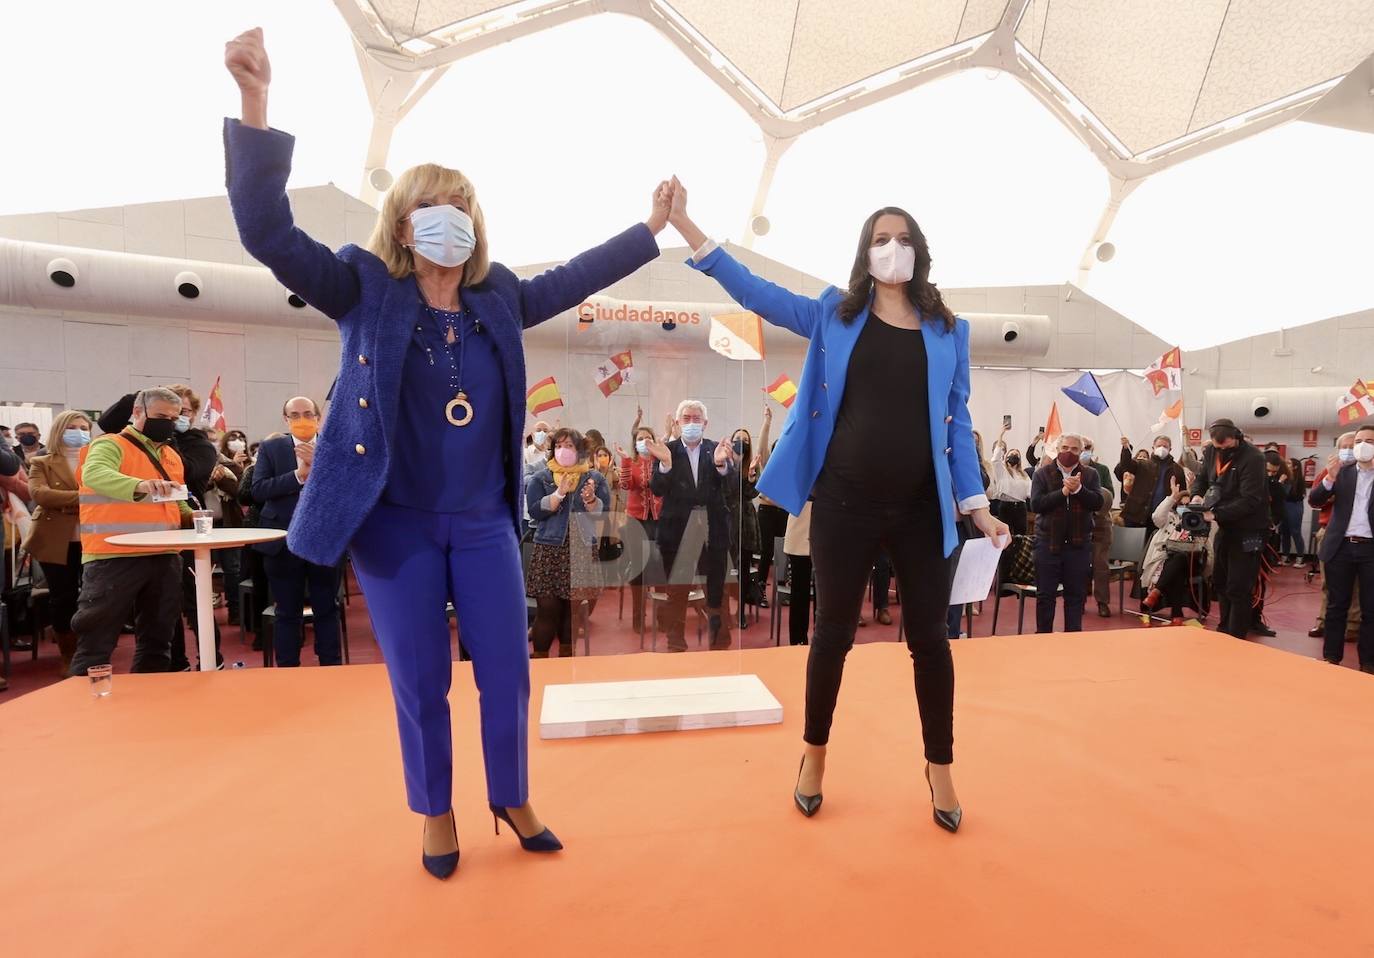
1061, 372, 1110, 416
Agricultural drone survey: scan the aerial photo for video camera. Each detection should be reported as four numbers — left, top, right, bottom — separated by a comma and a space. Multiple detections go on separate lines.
1179, 503, 1211, 535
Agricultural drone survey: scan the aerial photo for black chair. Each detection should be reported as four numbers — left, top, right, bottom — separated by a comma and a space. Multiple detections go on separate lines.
237, 579, 257, 641
988, 552, 1061, 636
767, 537, 792, 646
1106, 525, 1150, 613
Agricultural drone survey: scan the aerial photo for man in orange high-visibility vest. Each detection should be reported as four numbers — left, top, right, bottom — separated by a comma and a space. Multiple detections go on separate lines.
68, 388, 193, 676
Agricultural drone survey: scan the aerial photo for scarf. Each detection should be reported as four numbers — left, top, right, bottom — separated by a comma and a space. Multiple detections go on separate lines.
549, 459, 591, 485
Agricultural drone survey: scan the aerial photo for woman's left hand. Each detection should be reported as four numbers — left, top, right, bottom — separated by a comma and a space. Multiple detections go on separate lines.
970, 507, 1011, 549
646, 180, 673, 235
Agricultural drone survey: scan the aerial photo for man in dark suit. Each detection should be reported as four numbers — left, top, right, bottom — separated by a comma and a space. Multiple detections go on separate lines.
1189, 418, 1269, 639
647, 400, 736, 651
1308, 423, 1374, 672
1029, 434, 1104, 633
252, 397, 341, 667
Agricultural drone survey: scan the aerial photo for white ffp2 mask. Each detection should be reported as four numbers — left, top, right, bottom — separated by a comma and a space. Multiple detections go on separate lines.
868, 238, 916, 285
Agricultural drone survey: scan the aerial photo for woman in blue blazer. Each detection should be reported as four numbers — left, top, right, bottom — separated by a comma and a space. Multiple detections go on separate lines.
224, 29, 670, 878
667, 181, 1008, 833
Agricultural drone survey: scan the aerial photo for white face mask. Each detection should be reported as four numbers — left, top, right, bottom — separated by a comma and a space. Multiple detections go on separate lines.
1356, 441, 1374, 463
408, 205, 475, 269
1153, 446, 1170, 459
867, 238, 916, 286
635, 439, 650, 457
532, 430, 547, 447
228, 439, 246, 453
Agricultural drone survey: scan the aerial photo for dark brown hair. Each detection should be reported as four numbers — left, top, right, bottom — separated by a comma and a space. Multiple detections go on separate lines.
837, 207, 955, 331
551, 427, 585, 460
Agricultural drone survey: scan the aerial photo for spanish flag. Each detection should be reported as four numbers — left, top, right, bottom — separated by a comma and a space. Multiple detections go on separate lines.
526, 376, 563, 416
764, 373, 798, 409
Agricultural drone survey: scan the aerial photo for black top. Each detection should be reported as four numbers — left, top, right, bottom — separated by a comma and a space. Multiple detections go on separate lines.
813, 314, 934, 510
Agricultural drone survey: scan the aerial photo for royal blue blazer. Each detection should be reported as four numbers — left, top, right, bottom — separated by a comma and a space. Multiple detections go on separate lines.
224, 119, 660, 566
687, 245, 987, 558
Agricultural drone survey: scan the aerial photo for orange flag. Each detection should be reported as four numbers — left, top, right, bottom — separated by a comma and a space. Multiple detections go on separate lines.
1045, 401, 1063, 446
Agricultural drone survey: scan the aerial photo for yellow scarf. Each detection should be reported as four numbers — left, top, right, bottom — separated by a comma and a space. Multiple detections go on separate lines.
549, 458, 591, 485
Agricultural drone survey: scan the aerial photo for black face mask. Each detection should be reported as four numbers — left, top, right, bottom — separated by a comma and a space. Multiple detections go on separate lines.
1007, 455, 1021, 468
140, 418, 177, 443
733, 439, 749, 458
18, 434, 38, 446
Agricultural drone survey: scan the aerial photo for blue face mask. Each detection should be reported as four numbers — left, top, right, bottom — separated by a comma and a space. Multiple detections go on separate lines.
1339, 448, 1356, 464
635, 439, 649, 457
175, 415, 191, 433
1080, 449, 1095, 464
532, 430, 547, 447
409, 205, 475, 269
62, 429, 91, 448
681, 422, 704, 443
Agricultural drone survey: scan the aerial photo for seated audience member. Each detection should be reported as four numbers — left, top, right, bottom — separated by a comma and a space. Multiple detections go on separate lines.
22, 411, 92, 673
1140, 476, 1215, 624
1308, 425, 1374, 672
253, 397, 342, 667
616, 421, 664, 633
1030, 434, 1103, 633
647, 401, 736, 651
1116, 434, 1185, 529
68, 388, 190, 676
525, 428, 609, 657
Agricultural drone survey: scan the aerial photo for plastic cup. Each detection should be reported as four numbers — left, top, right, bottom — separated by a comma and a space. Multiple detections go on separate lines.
88, 664, 112, 697
192, 510, 213, 536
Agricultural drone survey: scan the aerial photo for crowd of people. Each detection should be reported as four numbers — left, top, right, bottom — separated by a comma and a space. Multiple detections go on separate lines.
6, 387, 1371, 695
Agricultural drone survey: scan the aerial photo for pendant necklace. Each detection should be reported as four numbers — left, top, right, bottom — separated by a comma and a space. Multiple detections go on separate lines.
418, 292, 475, 427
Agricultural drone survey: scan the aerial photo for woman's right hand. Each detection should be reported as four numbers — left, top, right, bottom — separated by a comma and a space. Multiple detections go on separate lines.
225, 27, 271, 127
667, 176, 707, 251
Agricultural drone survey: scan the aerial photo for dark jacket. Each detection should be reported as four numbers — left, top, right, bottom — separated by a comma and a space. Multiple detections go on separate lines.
1030, 461, 1104, 553
0, 446, 19, 477
250, 436, 306, 556
97, 392, 137, 436
174, 428, 218, 508
1189, 442, 1269, 533
1308, 462, 1374, 562
1116, 446, 1186, 527
225, 118, 659, 566
649, 438, 735, 554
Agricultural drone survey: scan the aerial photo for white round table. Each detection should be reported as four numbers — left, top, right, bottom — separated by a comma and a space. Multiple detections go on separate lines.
106, 529, 287, 672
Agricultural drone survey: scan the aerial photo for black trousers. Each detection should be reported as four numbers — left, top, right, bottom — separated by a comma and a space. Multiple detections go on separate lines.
1035, 544, 1091, 633
756, 504, 789, 588
68, 554, 182, 676
1322, 539, 1374, 666
1154, 551, 1198, 618
1212, 527, 1263, 639
531, 596, 578, 655
264, 549, 342, 667
786, 553, 813, 646
807, 499, 954, 764
38, 542, 84, 633
872, 549, 892, 612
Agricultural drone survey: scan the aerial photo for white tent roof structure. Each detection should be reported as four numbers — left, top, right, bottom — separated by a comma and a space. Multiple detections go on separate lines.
0, 0, 1370, 348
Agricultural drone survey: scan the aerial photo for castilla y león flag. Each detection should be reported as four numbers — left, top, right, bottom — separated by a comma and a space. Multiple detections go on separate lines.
594, 350, 634, 398
1144, 347, 1182, 396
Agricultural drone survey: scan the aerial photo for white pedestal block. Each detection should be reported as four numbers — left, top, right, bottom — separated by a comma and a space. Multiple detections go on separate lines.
539, 673, 784, 739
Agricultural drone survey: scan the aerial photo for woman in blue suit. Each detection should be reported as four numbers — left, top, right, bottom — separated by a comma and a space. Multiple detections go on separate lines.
667, 181, 1009, 833
224, 29, 671, 878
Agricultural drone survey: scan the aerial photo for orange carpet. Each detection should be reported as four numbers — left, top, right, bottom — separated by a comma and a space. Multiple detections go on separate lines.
3, 629, 1373, 957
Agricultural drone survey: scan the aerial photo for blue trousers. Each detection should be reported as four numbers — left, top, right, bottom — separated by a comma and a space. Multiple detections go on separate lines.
349, 498, 529, 816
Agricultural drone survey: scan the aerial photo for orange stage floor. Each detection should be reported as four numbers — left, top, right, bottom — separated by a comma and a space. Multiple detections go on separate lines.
3, 629, 1373, 957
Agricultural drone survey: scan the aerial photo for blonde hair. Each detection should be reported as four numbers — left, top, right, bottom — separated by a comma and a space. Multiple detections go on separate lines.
367, 164, 491, 284
165, 383, 201, 414
46, 410, 91, 451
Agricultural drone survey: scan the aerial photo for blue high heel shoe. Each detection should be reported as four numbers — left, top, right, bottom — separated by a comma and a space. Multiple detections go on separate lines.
421, 809, 460, 880
489, 804, 564, 852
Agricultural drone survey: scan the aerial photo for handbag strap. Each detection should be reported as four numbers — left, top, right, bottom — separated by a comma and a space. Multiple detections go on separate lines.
122, 429, 174, 483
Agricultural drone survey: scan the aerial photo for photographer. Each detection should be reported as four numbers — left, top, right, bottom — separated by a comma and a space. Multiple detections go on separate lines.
1307, 424, 1374, 671
1140, 476, 1216, 624
1188, 418, 1269, 639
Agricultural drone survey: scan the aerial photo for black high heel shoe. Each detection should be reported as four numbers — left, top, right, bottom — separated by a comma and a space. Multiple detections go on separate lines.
490, 804, 564, 852
793, 756, 823, 818
924, 763, 962, 834
421, 809, 460, 880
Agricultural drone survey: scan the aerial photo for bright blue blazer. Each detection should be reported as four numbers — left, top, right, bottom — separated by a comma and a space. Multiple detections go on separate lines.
688, 246, 986, 558
224, 119, 660, 566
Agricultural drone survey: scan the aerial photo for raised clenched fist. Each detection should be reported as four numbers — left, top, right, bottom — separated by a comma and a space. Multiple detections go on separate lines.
225, 27, 271, 98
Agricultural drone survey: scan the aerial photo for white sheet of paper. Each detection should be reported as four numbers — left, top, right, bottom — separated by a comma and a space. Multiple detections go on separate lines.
949, 537, 1005, 605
